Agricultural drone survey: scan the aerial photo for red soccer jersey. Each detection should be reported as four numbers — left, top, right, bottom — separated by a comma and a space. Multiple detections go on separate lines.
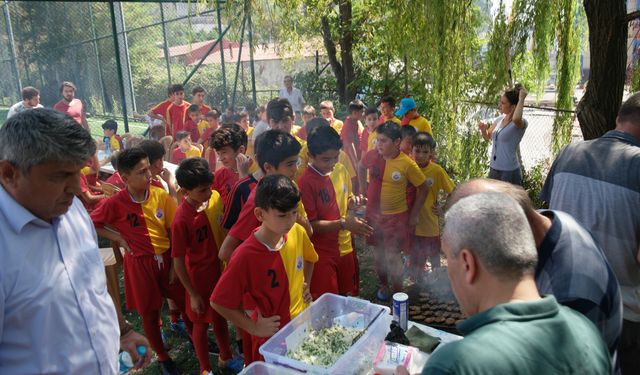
341, 116, 361, 153
171, 190, 225, 293
199, 103, 212, 116
297, 166, 341, 257
78, 174, 96, 211
296, 126, 307, 141
210, 224, 318, 360
165, 101, 191, 138
222, 174, 259, 230
90, 186, 176, 256
361, 149, 385, 217
184, 119, 200, 142
227, 188, 259, 241
213, 167, 239, 205
150, 99, 172, 118
106, 171, 126, 189
53, 99, 84, 127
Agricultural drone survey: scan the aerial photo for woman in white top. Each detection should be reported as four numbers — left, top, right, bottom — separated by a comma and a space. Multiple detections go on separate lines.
478, 84, 528, 185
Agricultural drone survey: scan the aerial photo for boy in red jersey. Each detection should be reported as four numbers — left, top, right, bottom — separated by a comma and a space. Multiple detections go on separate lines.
147, 85, 173, 124
90, 148, 187, 375
139, 140, 178, 198
191, 86, 212, 117
172, 131, 201, 164
184, 104, 203, 142
211, 174, 318, 364
298, 126, 372, 299
211, 125, 247, 204
358, 122, 428, 300
165, 84, 191, 138
172, 158, 243, 374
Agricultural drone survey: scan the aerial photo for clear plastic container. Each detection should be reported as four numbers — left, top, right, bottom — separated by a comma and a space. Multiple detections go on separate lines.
259, 293, 392, 374
240, 361, 298, 374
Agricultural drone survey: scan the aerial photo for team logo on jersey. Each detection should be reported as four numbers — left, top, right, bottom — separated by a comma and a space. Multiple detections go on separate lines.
296, 256, 303, 271
426, 178, 434, 187
155, 208, 164, 219
391, 171, 401, 181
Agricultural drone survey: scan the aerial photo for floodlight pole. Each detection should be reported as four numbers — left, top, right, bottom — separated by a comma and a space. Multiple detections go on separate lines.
3, 0, 22, 98
109, 0, 129, 132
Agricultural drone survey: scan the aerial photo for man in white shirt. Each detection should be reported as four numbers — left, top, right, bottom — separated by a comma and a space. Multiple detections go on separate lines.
0, 109, 149, 374
6, 86, 43, 119
279, 75, 305, 122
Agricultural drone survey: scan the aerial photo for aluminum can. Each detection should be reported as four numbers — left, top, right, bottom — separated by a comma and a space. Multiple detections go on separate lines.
392, 292, 409, 331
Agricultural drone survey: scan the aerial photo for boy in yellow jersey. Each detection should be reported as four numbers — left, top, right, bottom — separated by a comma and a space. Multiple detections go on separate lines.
102, 119, 123, 151
358, 122, 428, 300
91, 148, 185, 375
378, 96, 402, 125
298, 126, 373, 299
171, 130, 201, 164
396, 97, 433, 136
211, 174, 318, 365
409, 132, 454, 278
320, 100, 344, 134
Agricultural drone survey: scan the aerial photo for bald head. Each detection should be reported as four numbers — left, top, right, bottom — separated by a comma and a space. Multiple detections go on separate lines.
446, 178, 535, 217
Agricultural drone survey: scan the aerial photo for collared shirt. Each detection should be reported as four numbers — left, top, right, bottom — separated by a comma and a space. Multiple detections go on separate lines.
7, 101, 44, 119
536, 209, 622, 354
0, 185, 119, 375
541, 130, 640, 321
278, 87, 305, 112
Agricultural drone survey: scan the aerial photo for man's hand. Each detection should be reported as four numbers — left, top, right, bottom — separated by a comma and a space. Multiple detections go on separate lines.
120, 330, 151, 370
190, 293, 206, 316
344, 216, 373, 237
251, 312, 280, 338
302, 282, 312, 304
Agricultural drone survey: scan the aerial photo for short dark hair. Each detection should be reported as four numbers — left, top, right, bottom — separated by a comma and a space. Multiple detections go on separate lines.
188, 104, 200, 113
117, 147, 148, 174
175, 131, 190, 142
308, 125, 343, 156
267, 98, 293, 123
364, 106, 379, 117
221, 123, 248, 148
348, 99, 365, 113
60, 81, 76, 93
400, 124, 417, 140
380, 96, 395, 108
305, 117, 330, 136
618, 91, 640, 125
101, 119, 118, 132
255, 174, 300, 212
138, 140, 166, 164
168, 84, 184, 95
211, 127, 243, 152
205, 108, 221, 119
256, 105, 266, 114
22, 86, 39, 101
255, 130, 301, 173
175, 157, 213, 190
376, 121, 402, 140
412, 132, 436, 150
192, 86, 205, 96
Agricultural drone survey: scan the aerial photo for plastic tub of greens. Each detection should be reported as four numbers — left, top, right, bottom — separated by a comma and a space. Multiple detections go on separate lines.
259, 293, 392, 374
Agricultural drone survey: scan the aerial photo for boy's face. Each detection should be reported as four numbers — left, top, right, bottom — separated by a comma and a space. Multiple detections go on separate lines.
173, 91, 185, 104
364, 114, 378, 130
320, 108, 334, 120
178, 137, 192, 151
302, 113, 314, 125
238, 116, 249, 130
185, 184, 212, 205
309, 149, 340, 175
256, 206, 298, 237
216, 146, 240, 169
122, 158, 152, 192
206, 116, 219, 128
188, 111, 200, 122
192, 91, 205, 105
266, 154, 299, 180
26, 95, 40, 108
103, 128, 115, 137
412, 145, 433, 167
400, 137, 413, 155
351, 109, 365, 121
379, 101, 394, 119
376, 133, 400, 158
269, 116, 293, 134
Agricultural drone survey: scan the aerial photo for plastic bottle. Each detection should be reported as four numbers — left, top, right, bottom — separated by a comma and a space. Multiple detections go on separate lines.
103, 136, 112, 158
118, 345, 147, 374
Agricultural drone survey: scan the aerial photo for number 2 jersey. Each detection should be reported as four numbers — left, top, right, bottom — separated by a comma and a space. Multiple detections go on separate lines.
210, 223, 318, 326
90, 186, 177, 256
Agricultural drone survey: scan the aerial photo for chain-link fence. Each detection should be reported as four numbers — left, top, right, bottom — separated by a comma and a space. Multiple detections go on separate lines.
0, 0, 259, 138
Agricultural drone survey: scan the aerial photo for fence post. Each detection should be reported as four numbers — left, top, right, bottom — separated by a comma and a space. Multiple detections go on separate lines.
159, 3, 172, 84
246, 0, 257, 107
3, 0, 22, 99
217, 0, 228, 108
231, 14, 247, 108
89, 2, 109, 114
109, 0, 129, 132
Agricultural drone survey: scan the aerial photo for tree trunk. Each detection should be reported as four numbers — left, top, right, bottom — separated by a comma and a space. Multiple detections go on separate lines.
576, 0, 627, 140
338, 0, 356, 103
321, 15, 346, 104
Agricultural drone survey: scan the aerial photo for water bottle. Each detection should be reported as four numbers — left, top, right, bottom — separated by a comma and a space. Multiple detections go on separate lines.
118, 345, 147, 374
103, 136, 112, 158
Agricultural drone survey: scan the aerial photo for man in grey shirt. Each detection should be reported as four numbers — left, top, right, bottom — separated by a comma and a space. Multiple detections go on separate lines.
541, 92, 640, 374
6, 86, 43, 119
